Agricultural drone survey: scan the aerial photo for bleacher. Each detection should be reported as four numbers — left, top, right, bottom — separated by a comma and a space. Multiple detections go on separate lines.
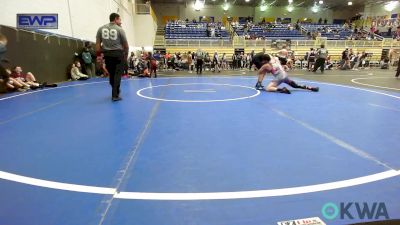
165, 22, 230, 40
162, 23, 387, 64
290, 46, 382, 62
301, 24, 353, 40
235, 24, 306, 40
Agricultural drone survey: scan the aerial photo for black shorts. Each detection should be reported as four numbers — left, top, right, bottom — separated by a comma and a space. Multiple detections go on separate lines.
252, 60, 263, 70
278, 57, 288, 65
254, 63, 262, 70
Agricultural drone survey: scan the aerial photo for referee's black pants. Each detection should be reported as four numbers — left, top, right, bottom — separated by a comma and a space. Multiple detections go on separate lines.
196, 59, 203, 74
104, 50, 125, 98
313, 58, 326, 73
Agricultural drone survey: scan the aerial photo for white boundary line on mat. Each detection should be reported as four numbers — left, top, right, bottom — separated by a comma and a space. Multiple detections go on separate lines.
0, 170, 399, 200
351, 77, 400, 91
0, 76, 399, 200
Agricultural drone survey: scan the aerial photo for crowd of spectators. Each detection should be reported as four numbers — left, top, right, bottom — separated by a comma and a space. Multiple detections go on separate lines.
0, 33, 57, 93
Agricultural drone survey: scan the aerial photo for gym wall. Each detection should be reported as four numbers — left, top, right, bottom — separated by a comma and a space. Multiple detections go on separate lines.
0, 0, 136, 45
1, 25, 86, 83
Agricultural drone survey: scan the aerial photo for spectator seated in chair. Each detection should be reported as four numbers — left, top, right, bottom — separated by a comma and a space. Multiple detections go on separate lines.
137, 59, 150, 77
325, 56, 333, 70
381, 57, 390, 69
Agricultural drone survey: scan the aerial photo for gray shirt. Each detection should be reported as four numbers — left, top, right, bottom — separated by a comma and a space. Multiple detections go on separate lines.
96, 23, 128, 51
318, 48, 328, 59
196, 50, 204, 60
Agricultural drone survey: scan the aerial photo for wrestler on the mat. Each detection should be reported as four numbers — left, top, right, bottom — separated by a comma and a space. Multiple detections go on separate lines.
277, 45, 289, 66
254, 54, 319, 94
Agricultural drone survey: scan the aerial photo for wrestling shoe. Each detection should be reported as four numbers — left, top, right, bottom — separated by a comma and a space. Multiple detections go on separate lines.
112, 96, 122, 102
255, 82, 264, 90
279, 87, 291, 94
310, 87, 319, 92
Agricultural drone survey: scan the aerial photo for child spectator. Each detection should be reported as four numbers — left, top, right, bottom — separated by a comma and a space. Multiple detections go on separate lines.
10, 66, 41, 89
96, 54, 110, 77
148, 52, 158, 78
0, 67, 28, 92
70, 61, 89, 80
128, 52, 136, 69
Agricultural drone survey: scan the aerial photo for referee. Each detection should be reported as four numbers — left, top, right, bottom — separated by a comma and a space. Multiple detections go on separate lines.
313, 44, 328, 73
96, 13, 129, 101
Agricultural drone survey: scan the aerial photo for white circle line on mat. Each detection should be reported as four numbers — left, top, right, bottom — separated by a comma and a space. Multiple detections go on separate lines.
351, 77, 400, 91
136, 83, 260, 102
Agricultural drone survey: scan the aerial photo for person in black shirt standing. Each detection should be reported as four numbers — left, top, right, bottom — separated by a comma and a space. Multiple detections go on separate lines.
96, 13, 129, 101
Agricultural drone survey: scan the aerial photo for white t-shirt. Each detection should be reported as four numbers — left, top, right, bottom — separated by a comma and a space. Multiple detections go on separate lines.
269, 57, 288, 80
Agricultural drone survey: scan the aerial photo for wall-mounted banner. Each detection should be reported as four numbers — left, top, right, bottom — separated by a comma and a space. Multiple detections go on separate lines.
17, 14, 58, 29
